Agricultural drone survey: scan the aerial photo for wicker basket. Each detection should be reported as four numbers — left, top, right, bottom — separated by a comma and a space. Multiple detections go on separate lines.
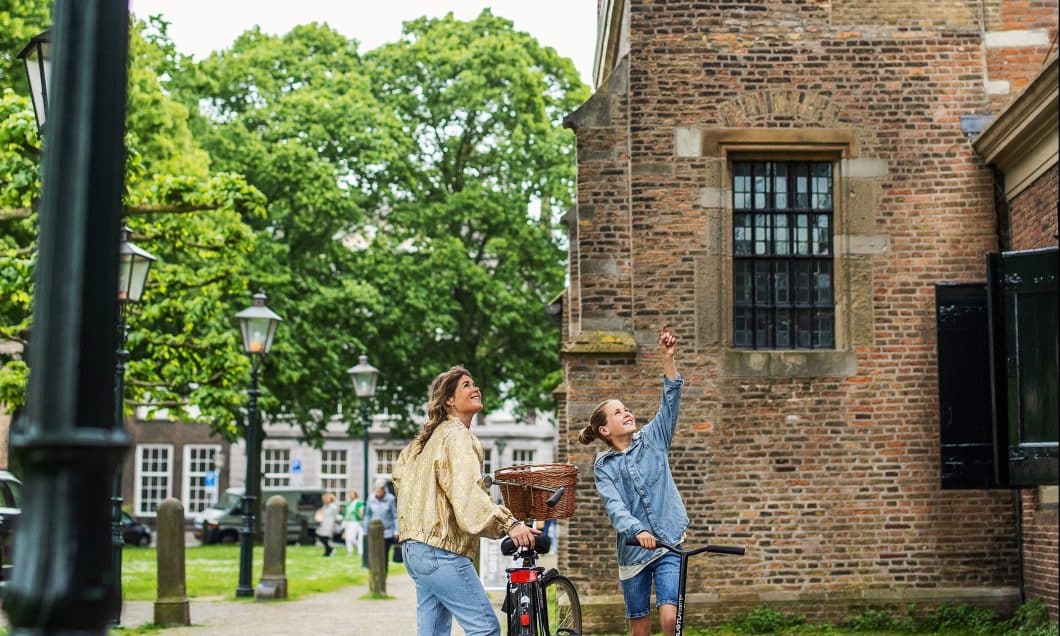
495, 463, 579, 521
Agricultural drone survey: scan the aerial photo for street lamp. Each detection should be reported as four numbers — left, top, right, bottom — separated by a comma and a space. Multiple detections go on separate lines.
111, 226, 157, 625
347, 353, 379, 561
16, 29, 51, 136
234, 292, 282, 597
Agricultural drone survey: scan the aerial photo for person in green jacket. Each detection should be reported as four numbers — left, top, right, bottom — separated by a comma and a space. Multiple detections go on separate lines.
342, 488, 365, 556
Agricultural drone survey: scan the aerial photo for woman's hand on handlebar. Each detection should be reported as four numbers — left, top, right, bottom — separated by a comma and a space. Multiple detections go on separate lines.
507, 521, 540, 548
635, 530, 656, 550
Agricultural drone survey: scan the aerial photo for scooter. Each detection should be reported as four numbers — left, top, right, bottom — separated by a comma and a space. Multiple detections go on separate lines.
624, 536, 745, 636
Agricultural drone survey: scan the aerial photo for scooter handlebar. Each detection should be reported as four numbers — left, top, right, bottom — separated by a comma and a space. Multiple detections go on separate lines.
623, 537, 745, 556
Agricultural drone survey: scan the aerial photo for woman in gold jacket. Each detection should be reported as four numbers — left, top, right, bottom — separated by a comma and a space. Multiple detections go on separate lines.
394, 365, 537, 636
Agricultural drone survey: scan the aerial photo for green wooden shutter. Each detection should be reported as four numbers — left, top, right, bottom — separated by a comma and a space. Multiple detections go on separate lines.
993, 247, 1059, 487
935, 284, 1001, 488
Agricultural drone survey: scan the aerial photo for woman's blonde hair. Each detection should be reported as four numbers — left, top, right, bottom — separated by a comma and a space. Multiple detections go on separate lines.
578, 400, 613, 447
410, 365, 472, 455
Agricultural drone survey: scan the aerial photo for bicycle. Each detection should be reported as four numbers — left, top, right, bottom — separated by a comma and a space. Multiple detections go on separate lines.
485, 470, 583, 636
623, 537, 745, 636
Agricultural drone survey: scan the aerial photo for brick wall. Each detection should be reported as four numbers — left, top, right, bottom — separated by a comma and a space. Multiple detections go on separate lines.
1009, 163, 1059, 251
560, 1, 1058, 630
1021, 488, 1059, 622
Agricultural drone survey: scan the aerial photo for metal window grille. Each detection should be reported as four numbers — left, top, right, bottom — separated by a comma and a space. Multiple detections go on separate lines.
732, 160, 835, 349
321, 449, 348, 502
263, 448, 291, 487
135, 444, 172, 516
183, 444, 220, 513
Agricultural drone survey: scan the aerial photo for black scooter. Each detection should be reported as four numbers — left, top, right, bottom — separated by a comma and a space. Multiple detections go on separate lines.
623, 536, 745, 636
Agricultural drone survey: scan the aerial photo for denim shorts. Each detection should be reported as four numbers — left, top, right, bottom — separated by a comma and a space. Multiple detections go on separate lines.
620, 552, 680, 619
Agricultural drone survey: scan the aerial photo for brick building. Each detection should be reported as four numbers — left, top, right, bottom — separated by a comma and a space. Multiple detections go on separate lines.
557, 0, 1057, 630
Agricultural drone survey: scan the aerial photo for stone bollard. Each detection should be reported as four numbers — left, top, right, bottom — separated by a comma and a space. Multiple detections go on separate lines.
367, 519, 387, 596
256, 495, 288, 600
154, 498, 190, 626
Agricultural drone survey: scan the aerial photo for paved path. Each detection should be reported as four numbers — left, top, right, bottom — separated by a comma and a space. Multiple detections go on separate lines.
120, 569, 508, 635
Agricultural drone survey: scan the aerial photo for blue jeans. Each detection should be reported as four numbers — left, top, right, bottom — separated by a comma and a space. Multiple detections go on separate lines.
619, 552, 680, 619
402, 540, 500, 636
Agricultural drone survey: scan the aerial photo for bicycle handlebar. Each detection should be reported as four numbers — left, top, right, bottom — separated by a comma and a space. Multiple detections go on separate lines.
501, 533, 552, 556
624, 537, 745, 556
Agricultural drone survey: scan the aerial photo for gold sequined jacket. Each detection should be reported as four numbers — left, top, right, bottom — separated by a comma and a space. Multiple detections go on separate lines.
393, 417, 517, 560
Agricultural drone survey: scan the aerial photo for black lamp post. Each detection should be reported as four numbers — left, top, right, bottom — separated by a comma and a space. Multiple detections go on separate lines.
4, 1, 132, 632
15, 29, 50, 137
346, 354, 379, 532
234, 292, 282, 597
110, 226, 156, 625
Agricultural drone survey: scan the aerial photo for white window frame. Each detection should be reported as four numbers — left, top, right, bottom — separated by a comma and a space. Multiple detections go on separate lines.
511, 449, 536, 466
134, 444, 173, 517
182, 444, 222, 515
263, 448, 291, 488
321, 448, 348, 502
482, 447, 494, 475
375, 448, 401, 479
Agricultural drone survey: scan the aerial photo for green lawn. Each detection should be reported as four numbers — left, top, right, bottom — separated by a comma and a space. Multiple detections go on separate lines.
121, 543, 393, 601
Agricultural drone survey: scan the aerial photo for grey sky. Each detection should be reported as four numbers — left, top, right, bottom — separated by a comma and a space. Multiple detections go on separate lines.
128, 0, 599, 86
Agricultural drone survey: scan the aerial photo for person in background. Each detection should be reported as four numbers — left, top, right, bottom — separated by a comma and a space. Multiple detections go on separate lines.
362, 478, 398, 566
342, 488, 365, 556
315, 492, 340, 557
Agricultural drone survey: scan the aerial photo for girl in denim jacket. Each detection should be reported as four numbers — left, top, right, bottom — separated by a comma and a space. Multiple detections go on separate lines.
579, 325, 686, 636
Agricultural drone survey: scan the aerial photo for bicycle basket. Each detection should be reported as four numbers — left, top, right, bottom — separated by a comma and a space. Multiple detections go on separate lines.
495, 463, 579, 520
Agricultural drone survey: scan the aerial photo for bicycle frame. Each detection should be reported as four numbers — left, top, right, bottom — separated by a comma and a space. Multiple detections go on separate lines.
487, 472, 578, 635
624, 537, 744, 636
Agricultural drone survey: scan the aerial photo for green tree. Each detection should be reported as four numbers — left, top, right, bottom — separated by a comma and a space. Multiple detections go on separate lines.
172, 22, 408, 440
363, 10, 587, 420
0, 18, 266, 437
177, 11, 587, 438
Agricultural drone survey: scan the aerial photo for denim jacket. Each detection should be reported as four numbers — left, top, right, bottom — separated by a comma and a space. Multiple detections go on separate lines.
593, 375, 687, 567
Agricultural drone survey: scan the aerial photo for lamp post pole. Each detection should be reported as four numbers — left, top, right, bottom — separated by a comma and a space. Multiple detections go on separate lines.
4, 1, 132, 632
236, 361, 261, 597
362, 403, 370, 508
109, 226, 156, 625
347, 353, 380, 568
109, 310, 128, 622
234, 292, 282, 598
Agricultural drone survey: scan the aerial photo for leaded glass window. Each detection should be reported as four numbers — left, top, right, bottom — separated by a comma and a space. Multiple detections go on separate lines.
733, 160, 834, 349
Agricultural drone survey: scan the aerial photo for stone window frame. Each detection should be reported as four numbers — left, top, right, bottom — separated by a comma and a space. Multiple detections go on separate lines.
693, 128, 879, 378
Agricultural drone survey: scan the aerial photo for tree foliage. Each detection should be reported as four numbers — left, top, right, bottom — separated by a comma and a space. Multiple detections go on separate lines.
0, 17, 266, 438
176, 11, 586, 438
1, 7, 586, 443
361, 10, 587, 420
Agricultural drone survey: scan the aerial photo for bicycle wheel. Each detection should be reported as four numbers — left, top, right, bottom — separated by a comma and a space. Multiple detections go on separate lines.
541, 574, 582, 636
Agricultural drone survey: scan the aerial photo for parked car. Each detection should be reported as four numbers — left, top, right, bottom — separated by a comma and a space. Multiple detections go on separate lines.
0, 470, 23, 582
193, 487, 324, 545
122, 512, 152, 547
